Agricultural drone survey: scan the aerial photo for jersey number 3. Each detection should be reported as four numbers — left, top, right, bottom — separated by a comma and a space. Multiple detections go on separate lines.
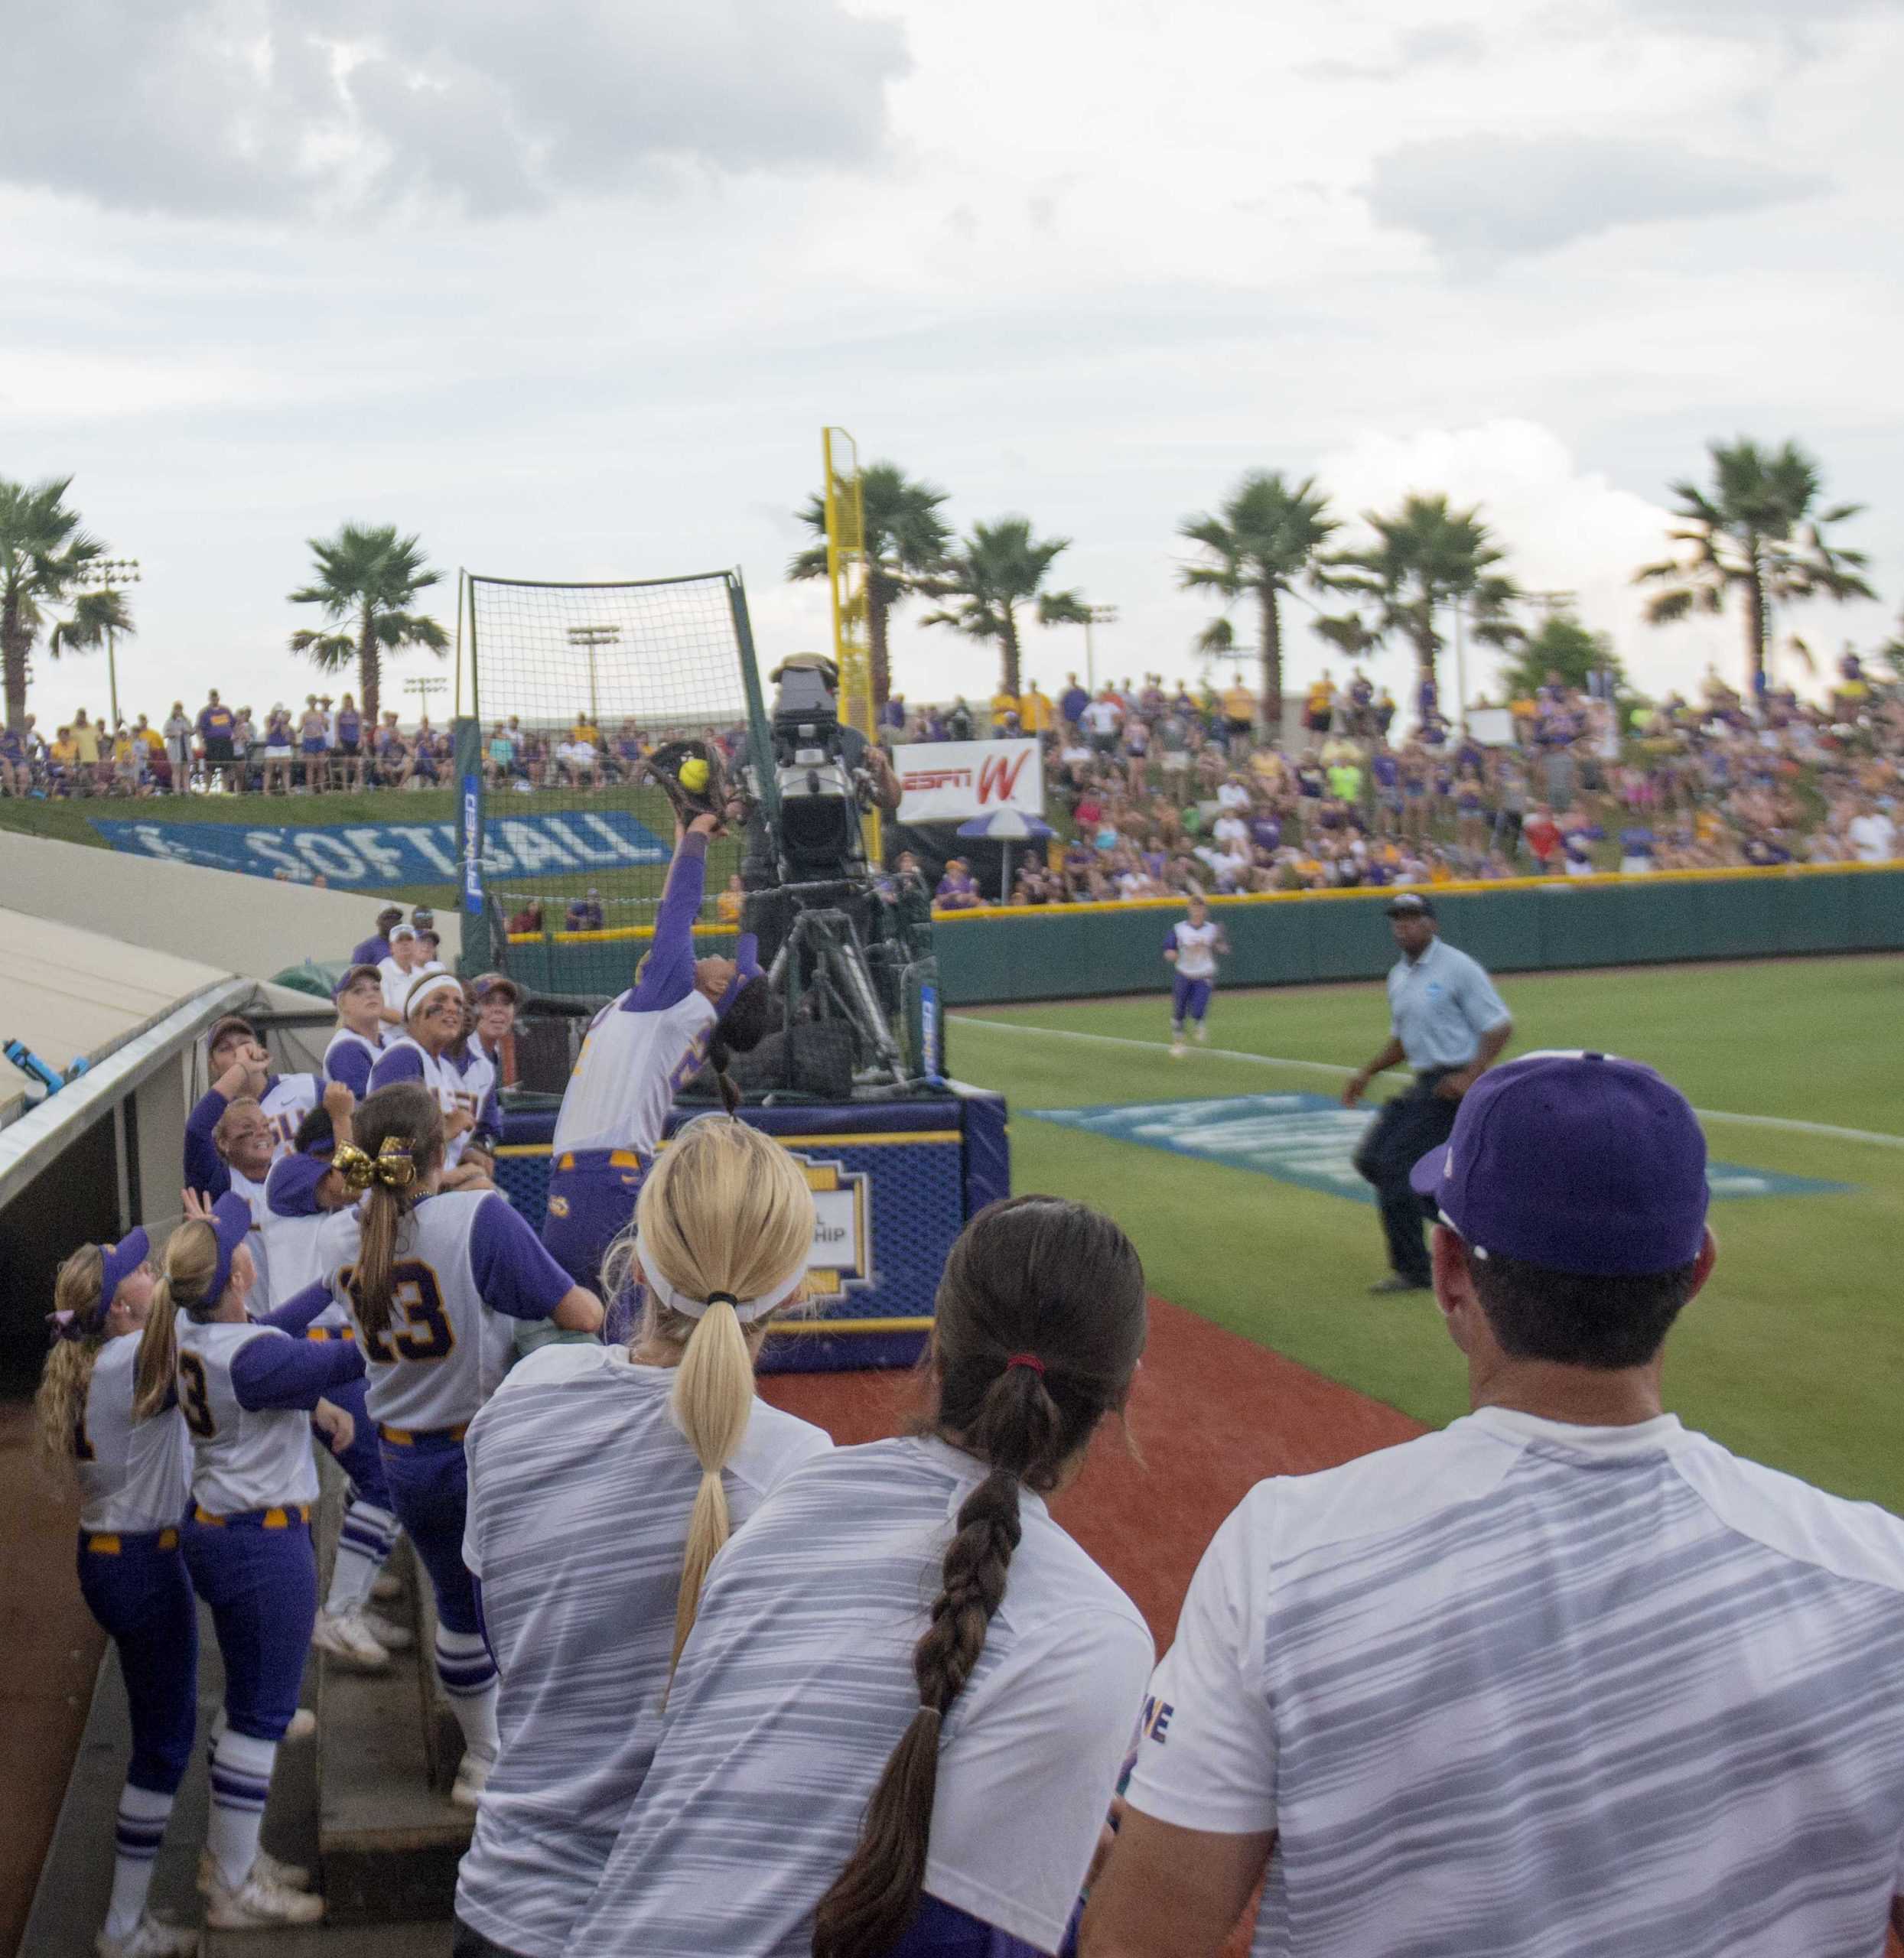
177, 1354, 217, 1439
352, 1263, 455, 1366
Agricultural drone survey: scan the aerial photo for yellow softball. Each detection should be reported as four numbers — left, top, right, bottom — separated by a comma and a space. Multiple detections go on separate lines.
679, 757, 710, 792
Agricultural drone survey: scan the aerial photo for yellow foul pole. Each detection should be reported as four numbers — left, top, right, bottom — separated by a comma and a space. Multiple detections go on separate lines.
822, 427, 879, 860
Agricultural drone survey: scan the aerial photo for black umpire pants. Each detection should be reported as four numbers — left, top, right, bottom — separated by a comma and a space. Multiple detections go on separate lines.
1352, 1070, 1457, 1285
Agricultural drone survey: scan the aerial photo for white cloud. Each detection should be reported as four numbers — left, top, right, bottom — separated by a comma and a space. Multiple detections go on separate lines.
0, 0, 909, 219
1365, 136, 1826, 265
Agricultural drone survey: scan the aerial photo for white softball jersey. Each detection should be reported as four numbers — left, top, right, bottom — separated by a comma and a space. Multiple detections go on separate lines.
549, 988, 717, 1161
75, 1335, 194, 1535
370, 1035, 478, 1168
1170, 919, 1224, 981
320, 1190, 574, 1433
173, 1320, 321, 1515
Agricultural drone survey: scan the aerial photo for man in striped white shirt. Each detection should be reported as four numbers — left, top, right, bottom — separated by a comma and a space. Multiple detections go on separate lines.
1085, 1052, 1904, 1958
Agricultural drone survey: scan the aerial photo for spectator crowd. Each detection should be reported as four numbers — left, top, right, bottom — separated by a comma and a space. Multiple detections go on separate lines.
6, 663, 1899, 919
893, 659, 1903, 910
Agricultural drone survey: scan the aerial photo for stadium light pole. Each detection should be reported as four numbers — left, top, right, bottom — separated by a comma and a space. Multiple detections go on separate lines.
1079, 603, 1118, 693
74, 557, 141, 730
404, 674, 447, 725
565, 624, 620, 726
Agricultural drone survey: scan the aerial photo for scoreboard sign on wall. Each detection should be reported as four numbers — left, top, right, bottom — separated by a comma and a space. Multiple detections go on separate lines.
493, 1090, 1008, 1371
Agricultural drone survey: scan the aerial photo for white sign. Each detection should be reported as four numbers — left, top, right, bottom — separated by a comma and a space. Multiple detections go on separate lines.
894, 737, 1043, 824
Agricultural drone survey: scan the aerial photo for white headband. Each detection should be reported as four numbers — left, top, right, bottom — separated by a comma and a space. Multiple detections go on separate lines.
405, 971, 464, 1018
636, 1239, 805, 1326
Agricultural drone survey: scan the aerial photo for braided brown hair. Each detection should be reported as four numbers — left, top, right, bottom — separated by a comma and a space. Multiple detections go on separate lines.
812, 1195, 1146, 1958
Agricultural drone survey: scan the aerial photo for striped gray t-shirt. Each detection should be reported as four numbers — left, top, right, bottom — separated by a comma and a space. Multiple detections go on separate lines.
1129, 1408, 1904, 1957
456, 1344, 832, 1958
564, 1434, 1154, 1956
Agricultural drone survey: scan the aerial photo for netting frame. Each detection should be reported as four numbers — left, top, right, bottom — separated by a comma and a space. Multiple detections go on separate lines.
455, 565, 780, 981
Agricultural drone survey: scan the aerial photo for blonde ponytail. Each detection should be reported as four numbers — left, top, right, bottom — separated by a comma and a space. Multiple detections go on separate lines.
620, 1117, 815, 1668
669, 1299, 754, 1666
34, 1247, 106, 1474
135, 1221, 219, 1421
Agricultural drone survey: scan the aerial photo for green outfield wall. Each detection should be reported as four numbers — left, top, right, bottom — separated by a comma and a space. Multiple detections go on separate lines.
489, 864, 1904, 1005
926, 865, 1904, 1004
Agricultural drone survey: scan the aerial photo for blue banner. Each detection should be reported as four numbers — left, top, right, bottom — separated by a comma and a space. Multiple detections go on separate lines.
1027, 1093, 1851, 1204
90, 810, 669, 890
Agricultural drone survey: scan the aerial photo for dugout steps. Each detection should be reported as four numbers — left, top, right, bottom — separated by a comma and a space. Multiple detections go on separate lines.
21, 1465, 465, 1956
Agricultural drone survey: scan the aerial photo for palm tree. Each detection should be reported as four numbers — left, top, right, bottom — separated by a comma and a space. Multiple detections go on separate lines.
288, 524, 448, 727
788, 461, 952, 706
1178, 471, 1338, 725
0, 476, 108, 731
920, 518, 1090, 698
1326, 493, 1521, 701
1634, 438, 1873, 696
1500, 613, 1628, 701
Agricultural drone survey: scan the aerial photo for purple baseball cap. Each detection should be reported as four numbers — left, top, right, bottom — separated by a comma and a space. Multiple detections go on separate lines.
1410, 1051, 1710, 1276
97, 1227, 151, 1314
206, 1192, 255, 1306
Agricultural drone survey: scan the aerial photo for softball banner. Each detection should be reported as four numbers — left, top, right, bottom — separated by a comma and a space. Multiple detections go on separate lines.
895, 737, 1043, 824
91, 810, 668, 890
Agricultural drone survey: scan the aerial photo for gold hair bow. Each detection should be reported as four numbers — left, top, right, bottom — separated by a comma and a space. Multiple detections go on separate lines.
335, 1140, 416, 1193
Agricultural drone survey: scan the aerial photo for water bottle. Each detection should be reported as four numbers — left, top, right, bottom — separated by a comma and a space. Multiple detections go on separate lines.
5, 1038, 76, 1104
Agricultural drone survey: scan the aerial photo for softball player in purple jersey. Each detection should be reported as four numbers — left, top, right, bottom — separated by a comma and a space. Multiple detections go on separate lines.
541, 815, 775, 1335
312, 1084, 604, 1805
1164, 894, 1229, 1057
34, 1228, 197, 1958
132, 1194, 364, 1932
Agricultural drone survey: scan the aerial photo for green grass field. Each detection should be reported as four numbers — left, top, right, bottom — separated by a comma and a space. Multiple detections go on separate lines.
942, 955, 1904, 1514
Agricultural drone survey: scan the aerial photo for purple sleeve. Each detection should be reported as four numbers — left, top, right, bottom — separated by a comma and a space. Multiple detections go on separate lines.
626, 832, 708, 1012
229, 1329, 363, 1410
266, 1153, 329, 1218
254, 1280, 336, 1335
369, 1045, 425, 1093
326, 1040, 373, 1098
184, 1089, 232, 1200
467, 1193, 578, 1322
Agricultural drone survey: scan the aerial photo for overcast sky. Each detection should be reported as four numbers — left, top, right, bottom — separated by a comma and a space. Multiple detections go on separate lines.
6, 0, 1902, 733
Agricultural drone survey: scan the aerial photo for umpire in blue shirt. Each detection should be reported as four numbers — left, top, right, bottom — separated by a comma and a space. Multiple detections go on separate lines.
1344, 893, 1513, 1293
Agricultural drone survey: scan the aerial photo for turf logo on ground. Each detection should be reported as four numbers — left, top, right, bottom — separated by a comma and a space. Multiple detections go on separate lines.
1027, 1093, 1851, 1204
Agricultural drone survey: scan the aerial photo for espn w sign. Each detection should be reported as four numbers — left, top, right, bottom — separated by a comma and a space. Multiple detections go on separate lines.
893, 738, 1044, 824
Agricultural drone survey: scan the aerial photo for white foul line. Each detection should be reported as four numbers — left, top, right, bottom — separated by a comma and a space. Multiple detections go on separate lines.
947, 1014, 1904, 1151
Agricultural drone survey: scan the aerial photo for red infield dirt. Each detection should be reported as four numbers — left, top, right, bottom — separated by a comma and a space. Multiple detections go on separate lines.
763, 1295, 1426, 1656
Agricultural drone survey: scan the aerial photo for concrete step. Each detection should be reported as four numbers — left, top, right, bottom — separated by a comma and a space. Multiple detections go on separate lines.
310, 1543, 469, 1929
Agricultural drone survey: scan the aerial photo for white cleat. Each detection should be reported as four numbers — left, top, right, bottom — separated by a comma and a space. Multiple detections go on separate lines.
95, 1913, 198, 1957
451, 1750, 495, 1810
205, 1863, 324, 1930
199, 1847, 312, 1897
312, 1607, 390, 1671
1193, 1022, 1209, 1044
1168, 1040, 1186, 1059
359, 1608, 415, 1651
